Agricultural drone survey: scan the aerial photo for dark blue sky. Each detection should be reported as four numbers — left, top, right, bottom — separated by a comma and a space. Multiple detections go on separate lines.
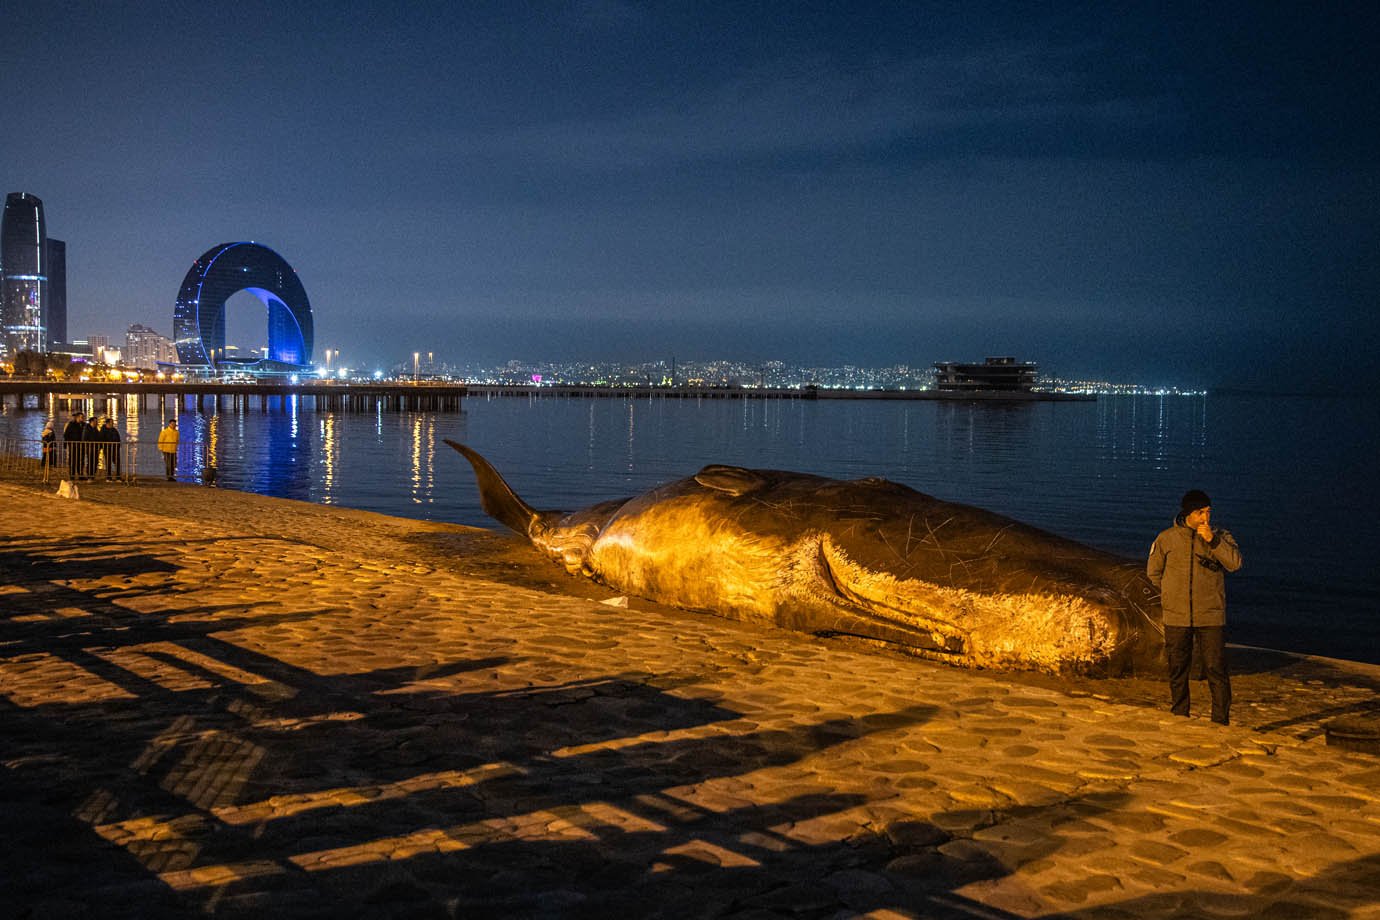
4, 1, 1376, 387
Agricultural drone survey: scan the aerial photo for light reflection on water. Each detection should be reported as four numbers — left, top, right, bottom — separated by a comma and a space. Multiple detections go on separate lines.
409, 413, 437, 505
319, 414, 337, 503
1, 393, 1376, 661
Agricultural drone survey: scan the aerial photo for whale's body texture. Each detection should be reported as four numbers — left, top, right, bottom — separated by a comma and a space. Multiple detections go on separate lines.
448, 442, 1163, 675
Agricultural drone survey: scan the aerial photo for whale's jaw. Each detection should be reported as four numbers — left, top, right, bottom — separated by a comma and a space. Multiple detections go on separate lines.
818, 537, 1154, 676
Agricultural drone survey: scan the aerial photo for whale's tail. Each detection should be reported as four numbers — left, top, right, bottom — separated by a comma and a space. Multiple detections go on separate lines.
445, 441, 539, 536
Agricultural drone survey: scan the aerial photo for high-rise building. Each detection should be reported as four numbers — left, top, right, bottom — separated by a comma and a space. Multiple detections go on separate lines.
174, 242, 313, 369
45, 238, 66, 348
1, 192, 48, 357
124, 323, 176, 369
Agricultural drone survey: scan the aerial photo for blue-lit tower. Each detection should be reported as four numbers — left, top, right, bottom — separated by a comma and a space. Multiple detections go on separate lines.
173, 242, 314, 369
1, 192, 48, 357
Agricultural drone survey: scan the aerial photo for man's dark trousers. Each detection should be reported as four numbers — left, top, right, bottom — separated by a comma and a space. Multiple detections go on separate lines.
1165, 625, 1230, 724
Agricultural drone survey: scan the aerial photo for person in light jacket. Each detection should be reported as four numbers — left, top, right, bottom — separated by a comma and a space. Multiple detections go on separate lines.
1147, 489, 1243, 725
158, 419, 179, 481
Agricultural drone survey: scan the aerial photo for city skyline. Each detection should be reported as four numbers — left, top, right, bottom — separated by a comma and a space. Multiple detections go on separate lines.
2, 3, 1376, 390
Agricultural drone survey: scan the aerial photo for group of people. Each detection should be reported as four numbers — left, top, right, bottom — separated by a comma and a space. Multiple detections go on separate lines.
41, 411, 181, 482
43, 411, 125, 481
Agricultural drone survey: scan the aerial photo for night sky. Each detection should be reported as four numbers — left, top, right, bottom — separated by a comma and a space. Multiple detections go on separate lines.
3, 1, 1376, 388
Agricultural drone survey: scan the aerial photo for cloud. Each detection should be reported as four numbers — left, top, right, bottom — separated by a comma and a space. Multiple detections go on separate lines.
413, 42, 1169, 172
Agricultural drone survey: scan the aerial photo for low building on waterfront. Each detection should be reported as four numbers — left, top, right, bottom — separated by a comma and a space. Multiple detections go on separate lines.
933, 356, 1039, 393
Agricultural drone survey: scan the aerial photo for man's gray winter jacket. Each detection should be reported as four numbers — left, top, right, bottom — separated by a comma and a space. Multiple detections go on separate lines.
1147, 516, 1243, 627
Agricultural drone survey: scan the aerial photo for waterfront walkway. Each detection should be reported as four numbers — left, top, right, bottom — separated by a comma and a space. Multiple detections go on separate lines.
1, 480, 1377, 918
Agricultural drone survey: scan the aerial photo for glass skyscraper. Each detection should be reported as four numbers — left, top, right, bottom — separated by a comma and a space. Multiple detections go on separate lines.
45, 238, 66, 349
1, 192, 48, 357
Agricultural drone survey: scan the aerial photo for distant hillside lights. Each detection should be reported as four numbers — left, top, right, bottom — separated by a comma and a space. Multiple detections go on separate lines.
442, 357, 1199, 394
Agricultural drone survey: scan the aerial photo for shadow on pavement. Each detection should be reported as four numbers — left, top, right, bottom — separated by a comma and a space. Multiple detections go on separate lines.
4, 523, 1377, 918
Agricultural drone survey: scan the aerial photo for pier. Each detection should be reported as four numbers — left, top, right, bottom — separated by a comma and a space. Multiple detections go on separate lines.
0, 380, 467, 414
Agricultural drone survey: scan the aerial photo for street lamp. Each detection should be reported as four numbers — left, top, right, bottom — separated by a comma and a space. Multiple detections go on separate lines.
325, 349, 333, 372
413, 352, 420, 383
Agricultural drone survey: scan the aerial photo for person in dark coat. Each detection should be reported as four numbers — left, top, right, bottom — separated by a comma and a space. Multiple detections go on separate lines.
1147, 489, 1243, 725
99, 417, 122, 480
85, 415, 102, 478
62, 411, 87, 480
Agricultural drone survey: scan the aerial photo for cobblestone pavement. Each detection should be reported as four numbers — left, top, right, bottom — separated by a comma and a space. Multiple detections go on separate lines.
2, 481, 1378, 918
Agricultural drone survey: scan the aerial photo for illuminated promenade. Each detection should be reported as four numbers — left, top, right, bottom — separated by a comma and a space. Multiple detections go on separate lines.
1, 480, 1377, 918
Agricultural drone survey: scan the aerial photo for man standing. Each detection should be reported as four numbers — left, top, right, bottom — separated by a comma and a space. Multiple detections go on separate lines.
99, 417, 122, 481
158, 419, 179, 481
85, 414, 102, 479
62, 410, 87, 481
1147, 490, 1243, 725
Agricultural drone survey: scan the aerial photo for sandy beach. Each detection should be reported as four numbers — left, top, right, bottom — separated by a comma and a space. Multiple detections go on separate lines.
2, 477, 1377, 918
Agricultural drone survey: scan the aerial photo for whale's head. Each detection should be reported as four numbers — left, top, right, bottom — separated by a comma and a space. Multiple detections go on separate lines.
811, 533, 1163, 675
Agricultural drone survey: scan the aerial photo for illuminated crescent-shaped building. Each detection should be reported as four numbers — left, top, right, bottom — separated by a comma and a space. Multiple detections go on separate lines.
173, 242, 313, 372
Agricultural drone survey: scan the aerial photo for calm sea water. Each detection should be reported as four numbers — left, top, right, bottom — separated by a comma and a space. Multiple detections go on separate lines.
4, 392, 1377, 663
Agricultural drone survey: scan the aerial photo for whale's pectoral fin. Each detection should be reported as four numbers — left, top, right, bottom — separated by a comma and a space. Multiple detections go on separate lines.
694, 466, 768, 496
783, 537, 970, 661
444, 441, 540, 537
805, 540, 966, 662
800, 601, 967, 659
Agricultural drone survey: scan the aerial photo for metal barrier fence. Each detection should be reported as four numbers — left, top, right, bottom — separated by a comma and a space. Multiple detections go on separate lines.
0, 436, 217, 485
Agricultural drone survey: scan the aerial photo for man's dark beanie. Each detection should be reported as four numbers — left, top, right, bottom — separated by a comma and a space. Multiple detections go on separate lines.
1181, 489, 1211, 514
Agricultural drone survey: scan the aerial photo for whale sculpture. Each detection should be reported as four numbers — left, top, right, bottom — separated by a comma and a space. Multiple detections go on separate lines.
447, 442, 1163, 675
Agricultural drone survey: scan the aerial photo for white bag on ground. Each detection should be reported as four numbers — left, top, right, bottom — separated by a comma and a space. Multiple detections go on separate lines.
56, 480, 80, 500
